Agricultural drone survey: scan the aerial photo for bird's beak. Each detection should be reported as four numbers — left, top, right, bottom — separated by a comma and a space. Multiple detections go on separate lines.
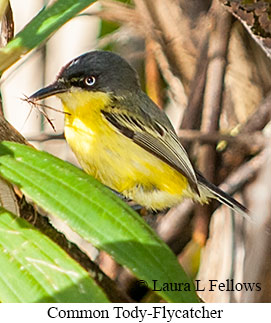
29, 81, 67, 101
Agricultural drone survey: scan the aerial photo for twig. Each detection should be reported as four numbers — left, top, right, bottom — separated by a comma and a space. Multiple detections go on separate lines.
199, 2, 232, 182
145, 38, 163, 108
156, 200, 194, 247
26, 133, 65, 142
219, 90, 271, 180
195, 1, 232, 242
143, 0, 196, 87
178, 129, 265, 154
23, 97, 55, 132
240, 91, 271, 134
23, 96, 71, 132
180, 34, 209, 135
219, 152, 265, 196
134, 0, 188, 111
23, 96, 70, 115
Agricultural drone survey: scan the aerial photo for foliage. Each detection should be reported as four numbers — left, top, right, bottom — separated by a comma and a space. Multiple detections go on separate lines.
0, 141, 198, 302
0, 0, 97, 73
1, 0, 271, 304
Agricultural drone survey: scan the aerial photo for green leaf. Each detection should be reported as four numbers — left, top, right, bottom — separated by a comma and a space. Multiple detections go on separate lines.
0, 141, 199, 303
0, 0, 97, 72
0, 207, 109, 302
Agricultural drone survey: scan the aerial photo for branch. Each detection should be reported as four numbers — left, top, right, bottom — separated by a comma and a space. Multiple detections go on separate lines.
178, 129, 264, 154
195, 1, 232, 242
180, 35, 209, 133
134, 0, 188, 112
199, 1, 232, 182
220, 90, 271, 180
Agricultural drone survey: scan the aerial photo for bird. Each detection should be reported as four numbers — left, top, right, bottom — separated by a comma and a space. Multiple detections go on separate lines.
29, 50, 248, 216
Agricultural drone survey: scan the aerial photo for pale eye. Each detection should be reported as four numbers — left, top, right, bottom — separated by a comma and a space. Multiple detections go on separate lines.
84, 76, 96, 87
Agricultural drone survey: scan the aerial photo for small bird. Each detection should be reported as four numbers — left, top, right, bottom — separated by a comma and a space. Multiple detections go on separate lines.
29, 50, 247, 215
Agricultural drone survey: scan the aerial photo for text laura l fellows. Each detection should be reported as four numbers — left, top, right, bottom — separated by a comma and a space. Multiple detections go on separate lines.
151, 279, 261, 292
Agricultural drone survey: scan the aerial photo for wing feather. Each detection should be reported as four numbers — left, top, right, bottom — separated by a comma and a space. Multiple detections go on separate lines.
101, 108, 199, 194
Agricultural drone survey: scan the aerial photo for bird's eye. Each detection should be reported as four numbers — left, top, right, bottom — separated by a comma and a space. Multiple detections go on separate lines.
84, 76, 96, 87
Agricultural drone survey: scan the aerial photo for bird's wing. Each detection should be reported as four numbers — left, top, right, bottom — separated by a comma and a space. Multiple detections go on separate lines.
101, 108, 199, 194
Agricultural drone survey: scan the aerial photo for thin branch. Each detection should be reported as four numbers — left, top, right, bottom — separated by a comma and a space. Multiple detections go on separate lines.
195, 1, 232, 242
134, 0, 188, 112
145, 38, 163, 108
143, 0, 197, 87
240, 91, 271, 134
156, 200, 194, 247
220, 90, 271, 180
199, 2, 232, 181
26, 133, 65, 142
178, 129, 264, 154
180, 34, 209, 134
219, 152, 265, 197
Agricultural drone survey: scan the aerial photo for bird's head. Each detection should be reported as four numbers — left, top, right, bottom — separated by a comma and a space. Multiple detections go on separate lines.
29, 50, 140, 103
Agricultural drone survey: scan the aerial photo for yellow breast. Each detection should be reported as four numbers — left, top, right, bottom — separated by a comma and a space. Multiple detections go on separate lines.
57, 90, 191, 210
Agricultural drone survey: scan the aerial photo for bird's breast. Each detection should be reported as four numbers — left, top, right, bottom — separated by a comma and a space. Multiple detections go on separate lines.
58, 90, 192, 209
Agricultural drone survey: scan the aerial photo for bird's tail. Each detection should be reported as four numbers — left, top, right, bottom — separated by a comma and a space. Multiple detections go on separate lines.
195, 171, 249, 218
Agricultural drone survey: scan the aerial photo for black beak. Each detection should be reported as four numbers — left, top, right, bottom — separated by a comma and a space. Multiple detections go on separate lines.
29, 81, 67, 101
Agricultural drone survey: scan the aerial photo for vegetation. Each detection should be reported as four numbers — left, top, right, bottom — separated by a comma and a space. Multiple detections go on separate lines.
0, 0, 270, 303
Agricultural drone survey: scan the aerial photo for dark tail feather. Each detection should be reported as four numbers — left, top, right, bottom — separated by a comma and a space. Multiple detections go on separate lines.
196, 171, 249, 217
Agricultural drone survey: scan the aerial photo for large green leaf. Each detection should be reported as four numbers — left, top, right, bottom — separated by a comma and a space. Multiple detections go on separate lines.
0, 0, 97, 72
0, 207, 109, 302
0, 141, 199, 302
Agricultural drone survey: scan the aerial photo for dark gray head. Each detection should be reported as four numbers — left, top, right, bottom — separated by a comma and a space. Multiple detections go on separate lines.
29, 50, 141, 100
